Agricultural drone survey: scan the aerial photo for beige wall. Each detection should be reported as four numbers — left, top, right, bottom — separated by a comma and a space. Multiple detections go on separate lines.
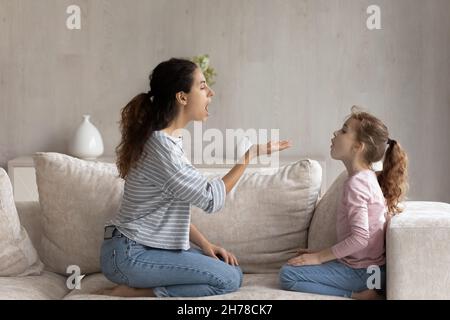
1, 0, 449, 202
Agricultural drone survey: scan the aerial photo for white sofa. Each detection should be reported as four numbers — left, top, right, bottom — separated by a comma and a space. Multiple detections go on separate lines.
1, 153, 450, 300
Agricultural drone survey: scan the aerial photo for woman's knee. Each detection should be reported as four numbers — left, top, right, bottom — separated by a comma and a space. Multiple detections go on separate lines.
216, 265, 243, 294
236, 266, 243, 286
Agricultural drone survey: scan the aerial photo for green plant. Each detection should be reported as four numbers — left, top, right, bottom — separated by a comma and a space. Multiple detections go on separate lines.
192, 54, 217, 86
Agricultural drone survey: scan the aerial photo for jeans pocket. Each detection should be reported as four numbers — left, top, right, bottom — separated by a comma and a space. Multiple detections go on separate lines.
101, 247, 129, 286
126, 239, 147, 258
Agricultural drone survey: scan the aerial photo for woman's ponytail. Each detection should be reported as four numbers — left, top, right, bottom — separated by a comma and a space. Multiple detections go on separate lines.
115, 93, 153, 179
115, 58, 198, 179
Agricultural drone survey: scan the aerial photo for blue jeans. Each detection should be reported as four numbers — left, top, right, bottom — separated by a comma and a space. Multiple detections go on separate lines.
100, 229, 243, 297
279, 260, 386, 298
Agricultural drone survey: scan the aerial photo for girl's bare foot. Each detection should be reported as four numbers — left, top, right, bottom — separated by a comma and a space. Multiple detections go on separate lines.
351, 289, 385, 300
95, 285, 155, 297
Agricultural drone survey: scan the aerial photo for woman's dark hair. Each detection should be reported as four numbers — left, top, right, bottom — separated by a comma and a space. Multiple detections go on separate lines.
116, 58, 198, 179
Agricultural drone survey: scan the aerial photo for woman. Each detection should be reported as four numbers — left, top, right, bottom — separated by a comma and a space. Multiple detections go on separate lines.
100, 58, 291, 297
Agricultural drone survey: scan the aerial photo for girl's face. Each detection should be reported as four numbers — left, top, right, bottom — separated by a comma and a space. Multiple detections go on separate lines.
330, 118, 362, 161
184, 68, 215, 122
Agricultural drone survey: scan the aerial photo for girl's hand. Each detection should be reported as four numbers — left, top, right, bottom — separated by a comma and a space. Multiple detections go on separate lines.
287, 253, 322, 266
295, 248, 315, 255
201, 243, 239, 266
250, 140, 292, 158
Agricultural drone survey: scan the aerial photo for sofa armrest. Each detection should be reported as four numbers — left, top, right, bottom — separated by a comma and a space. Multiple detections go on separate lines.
386, 201, 450, 300
15, 201, 43, 255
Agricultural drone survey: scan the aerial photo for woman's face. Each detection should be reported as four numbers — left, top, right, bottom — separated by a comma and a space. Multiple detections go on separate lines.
330, 118, 361, 161
184, 68, 215, 122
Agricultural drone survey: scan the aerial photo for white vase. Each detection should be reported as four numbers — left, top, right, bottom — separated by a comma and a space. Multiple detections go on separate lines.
69, 114, 104, 160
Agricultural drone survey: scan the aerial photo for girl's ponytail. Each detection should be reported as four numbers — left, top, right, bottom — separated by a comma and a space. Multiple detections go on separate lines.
349, 107, 409, 216
377, 139, 409, 215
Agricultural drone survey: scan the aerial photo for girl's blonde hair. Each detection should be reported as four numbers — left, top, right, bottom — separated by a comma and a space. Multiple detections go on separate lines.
348, 106, 409, 215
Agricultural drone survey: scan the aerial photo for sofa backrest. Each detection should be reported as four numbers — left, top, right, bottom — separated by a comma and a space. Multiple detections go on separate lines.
16, 153, 325, 275
192, 160, 323, 273
307, 171, 347, 250
15, 201, 44, 258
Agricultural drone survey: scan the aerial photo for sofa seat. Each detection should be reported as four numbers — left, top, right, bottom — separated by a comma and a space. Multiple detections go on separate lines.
0, 271, 69, 300
63, 273, 347, 300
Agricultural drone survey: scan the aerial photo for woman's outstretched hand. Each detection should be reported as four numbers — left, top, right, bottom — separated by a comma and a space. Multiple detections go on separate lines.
202, 243, 239, 266
222, 139, 292, 194
250, 140, 292, 158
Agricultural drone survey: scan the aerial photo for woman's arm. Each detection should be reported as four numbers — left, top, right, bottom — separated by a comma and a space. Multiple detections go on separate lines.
222, 140, 291, 194
190, 223, 238, 266
189, 223, 210, 249
221, 147, 253, 194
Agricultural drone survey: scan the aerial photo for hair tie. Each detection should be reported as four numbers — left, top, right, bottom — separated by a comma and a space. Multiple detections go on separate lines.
387, 138, 396, 146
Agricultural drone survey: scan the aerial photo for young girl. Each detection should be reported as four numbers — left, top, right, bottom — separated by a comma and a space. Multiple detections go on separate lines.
279, 106, 408, 300
99, 58, 290, 298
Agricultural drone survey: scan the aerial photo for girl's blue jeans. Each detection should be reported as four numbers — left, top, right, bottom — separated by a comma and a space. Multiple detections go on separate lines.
279, 260, 386, 298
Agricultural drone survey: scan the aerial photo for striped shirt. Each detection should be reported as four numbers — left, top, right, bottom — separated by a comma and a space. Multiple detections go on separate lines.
108, 130, 226, 250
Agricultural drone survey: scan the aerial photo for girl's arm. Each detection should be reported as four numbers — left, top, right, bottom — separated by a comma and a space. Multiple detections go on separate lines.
287, 248, 337, 266
190, 223, 238, 266
288, 177, 372, 266
222, 140, 291, 194
318, 248, 337, 263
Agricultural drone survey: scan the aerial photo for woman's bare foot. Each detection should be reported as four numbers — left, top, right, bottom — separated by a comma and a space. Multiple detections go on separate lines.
95, 285, 155, 297
351, 289, 385, 300
93, 287, 115, 296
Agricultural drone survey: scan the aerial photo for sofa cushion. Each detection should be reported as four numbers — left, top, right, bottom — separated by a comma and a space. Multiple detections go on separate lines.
0, 270, 68, 300
63, 272, 346, 300
33, 153, 321, 276
15, 201, 43, 257
33, 152, 124, 275
307, 171, 347, 250
0, 168, 43, 276
191, 160, 322, 273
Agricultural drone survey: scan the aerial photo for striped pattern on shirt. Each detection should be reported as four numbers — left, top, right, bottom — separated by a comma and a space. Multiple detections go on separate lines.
108, 130, 226, 250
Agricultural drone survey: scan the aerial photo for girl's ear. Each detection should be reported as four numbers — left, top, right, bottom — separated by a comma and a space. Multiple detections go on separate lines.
352, 141, 365, 154
176, 92, 188, 106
